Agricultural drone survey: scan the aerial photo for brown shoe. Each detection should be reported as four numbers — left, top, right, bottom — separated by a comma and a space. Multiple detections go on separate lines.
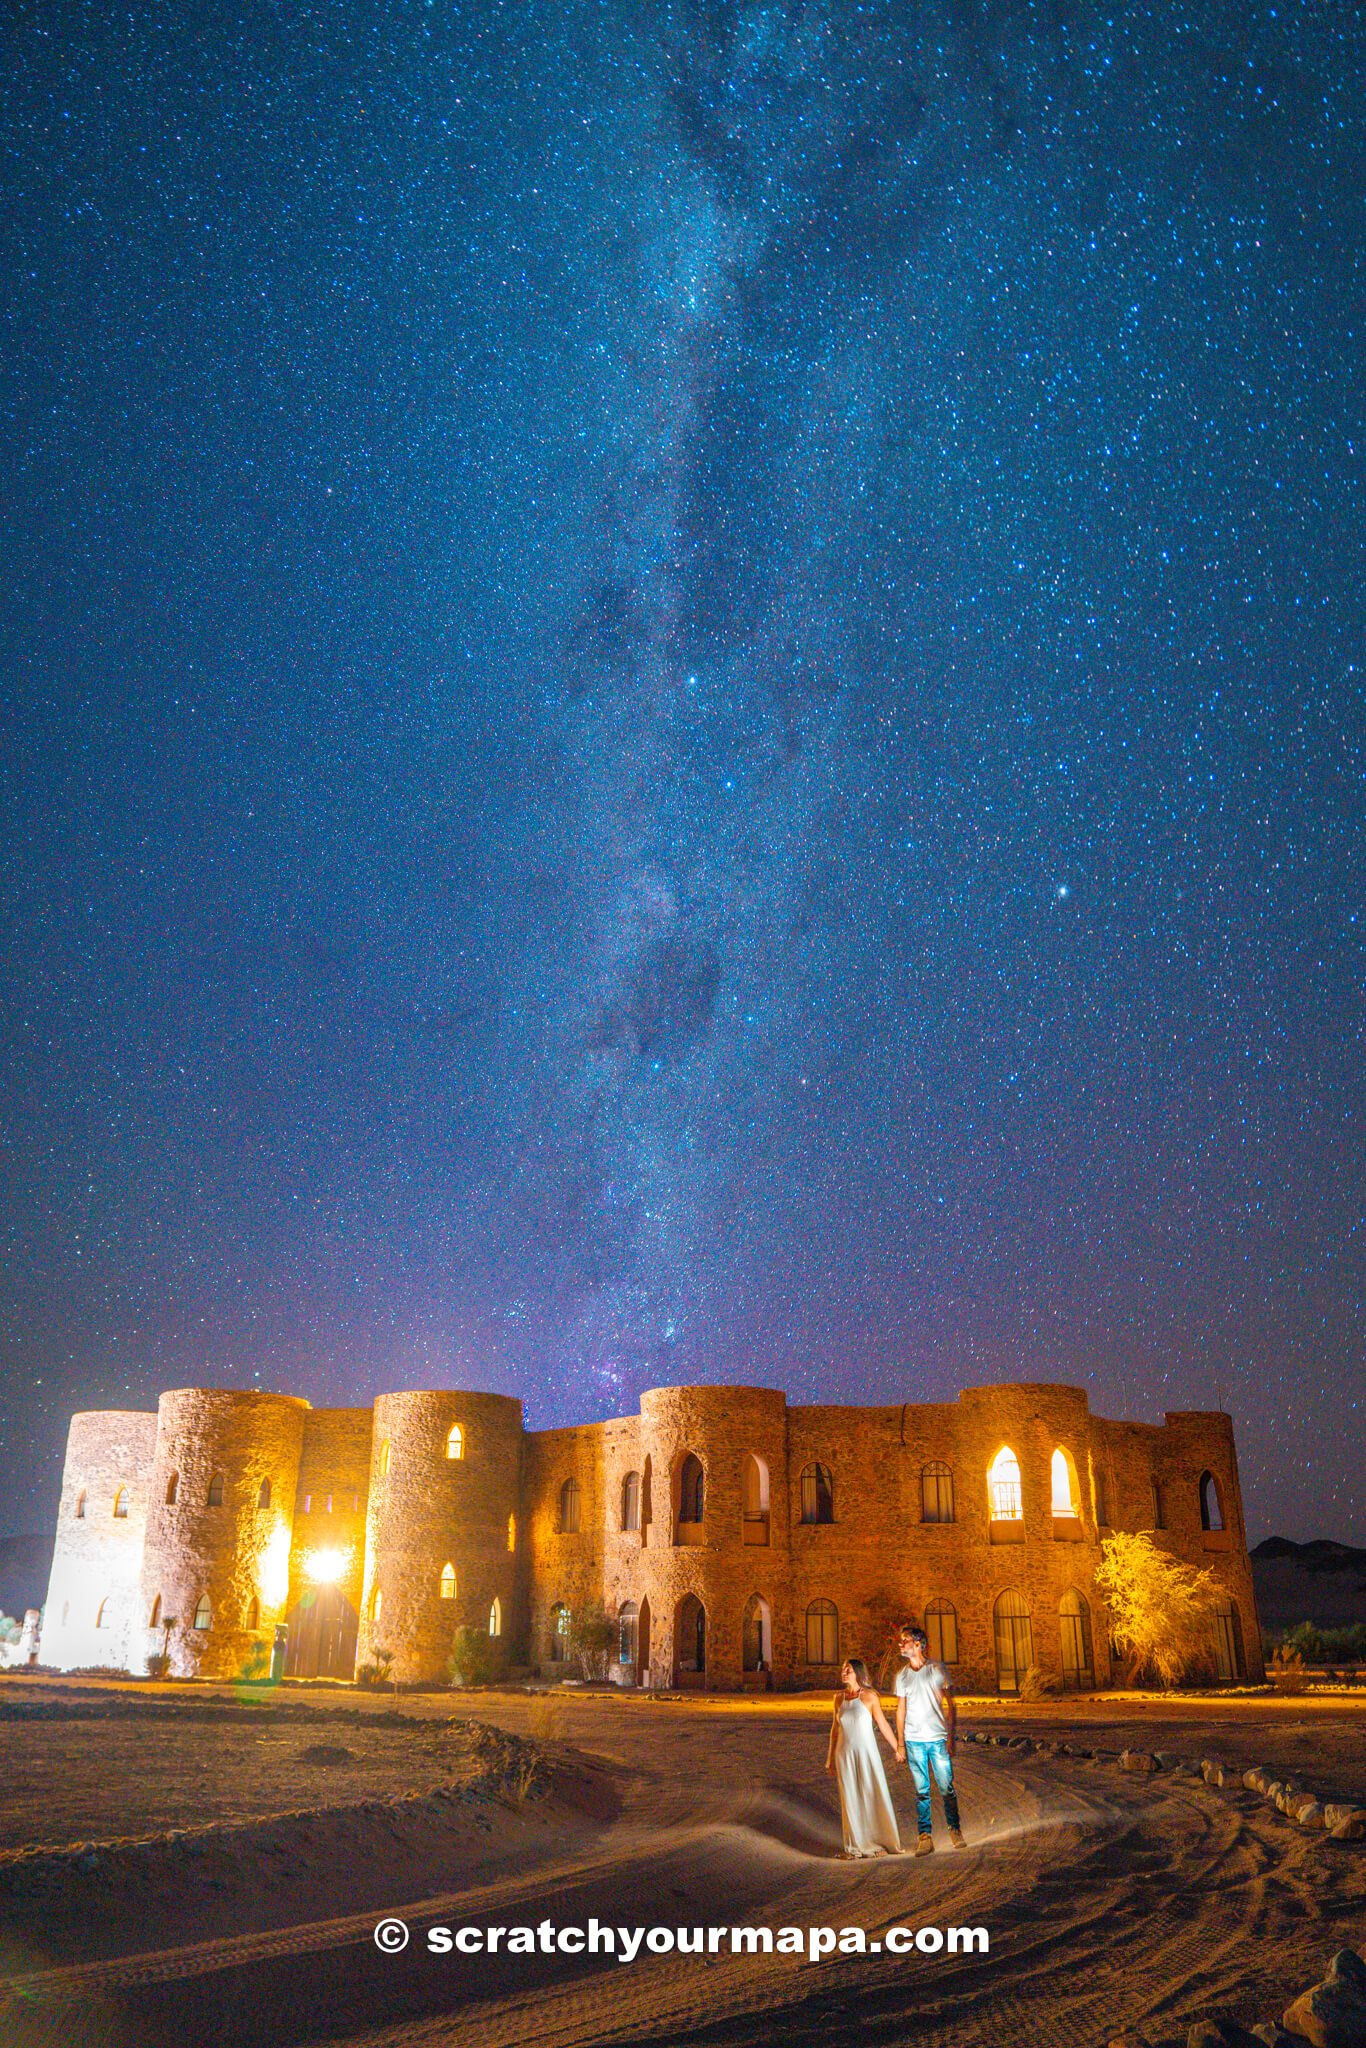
949, 1827, 966, 1848
915, 1833, 935, 1855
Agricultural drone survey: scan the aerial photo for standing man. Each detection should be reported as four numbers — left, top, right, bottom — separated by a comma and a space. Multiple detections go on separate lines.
894, 1623, 966, 1854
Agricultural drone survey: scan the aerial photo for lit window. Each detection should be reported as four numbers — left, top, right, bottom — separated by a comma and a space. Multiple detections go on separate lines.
379, 1439, 392, 1478
549, 1601, 570, 1660
370, 1585, 382, 1624
246, 1596, 260, 1629
193, 1595, 212, 1631
440, 1562, 457, 1600
805, 1598, 838, 1663
302, 1494, 312, 1514
618, 1601, 638, 1665
165, 1473, 179, 1505
112, 1487, 128, 1519
446, 1423, 465, 1460
988, 1447, 1023, 1521
507, 1512, 516, 1552
488, 1597, 502, 1638
622, 1471, 640, 1531
921, 1461, 955, 1524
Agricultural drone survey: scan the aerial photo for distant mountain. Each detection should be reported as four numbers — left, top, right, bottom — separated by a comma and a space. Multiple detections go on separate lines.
0, 1535, 53, 1621
1251, 1536, 1366, 1631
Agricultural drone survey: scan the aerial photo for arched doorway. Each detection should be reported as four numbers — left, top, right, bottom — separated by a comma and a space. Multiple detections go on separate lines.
637, 1596, 651, 1687
993, 1589, 1034, 1695
285, 1585, 359, 1679
742, 1593, 771, 1675
1059, 1589, 1094, 1691
675, 1593, 706, 1688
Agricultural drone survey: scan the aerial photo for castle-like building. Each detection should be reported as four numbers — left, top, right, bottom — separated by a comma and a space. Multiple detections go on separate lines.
42, 1381, 1263, 1692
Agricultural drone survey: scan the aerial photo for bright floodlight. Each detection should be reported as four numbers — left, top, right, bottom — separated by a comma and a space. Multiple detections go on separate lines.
303, 1546, 349, 1585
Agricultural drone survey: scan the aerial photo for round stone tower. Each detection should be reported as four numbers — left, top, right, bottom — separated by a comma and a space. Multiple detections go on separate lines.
141, 1388, 309, 1680
357, 1389, 523, 1683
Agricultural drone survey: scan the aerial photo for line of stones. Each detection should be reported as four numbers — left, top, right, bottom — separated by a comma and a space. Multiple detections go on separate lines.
960, 1730, 1366, 1840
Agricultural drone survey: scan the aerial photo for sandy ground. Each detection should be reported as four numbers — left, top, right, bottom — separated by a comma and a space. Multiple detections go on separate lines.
1, 1676, 1363, 2048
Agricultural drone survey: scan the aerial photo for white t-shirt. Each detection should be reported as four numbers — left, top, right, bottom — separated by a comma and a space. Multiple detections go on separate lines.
895, 1659, 952, 1742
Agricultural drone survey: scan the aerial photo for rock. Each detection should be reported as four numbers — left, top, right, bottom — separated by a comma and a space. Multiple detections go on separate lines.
1327, 1809, 1366, 1841
1154, 1751, 1182, 1770
1201, 1758, 1224, 1782
1282, 1950, 1366, 2046
1186, 2021, 1266, 2047
1121, 1749, 1158, 1774
1295, 1802, 1325, 1830
1243, 1769, 1267, 1792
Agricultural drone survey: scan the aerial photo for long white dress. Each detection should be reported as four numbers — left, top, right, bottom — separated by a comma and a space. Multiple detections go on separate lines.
833, 1694, 901, 1857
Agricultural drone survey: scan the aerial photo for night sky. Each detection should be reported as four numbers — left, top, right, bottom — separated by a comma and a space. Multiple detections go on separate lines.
2, 2, 1363, 1547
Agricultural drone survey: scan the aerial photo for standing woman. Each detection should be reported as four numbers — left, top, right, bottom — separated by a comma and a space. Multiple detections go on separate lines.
825, 1657, 902, 1857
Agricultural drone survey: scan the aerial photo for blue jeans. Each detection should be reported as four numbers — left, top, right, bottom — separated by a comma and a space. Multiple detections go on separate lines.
906, 1738, 960, 1836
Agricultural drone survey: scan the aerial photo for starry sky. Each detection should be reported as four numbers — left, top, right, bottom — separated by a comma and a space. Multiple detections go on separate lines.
2, 1, 1363, 1546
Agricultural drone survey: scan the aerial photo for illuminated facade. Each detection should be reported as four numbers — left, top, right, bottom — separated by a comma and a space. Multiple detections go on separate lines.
42, 1381, 1263, 1691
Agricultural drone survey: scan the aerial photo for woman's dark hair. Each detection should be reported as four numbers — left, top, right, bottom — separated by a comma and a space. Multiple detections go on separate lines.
845, 1656, 872, 1687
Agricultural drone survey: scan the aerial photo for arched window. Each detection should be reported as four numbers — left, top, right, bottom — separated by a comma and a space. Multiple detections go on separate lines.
622, 1470, 641, 1531
488, 1597, 502, 1638
1051, 1448, 1080, 1518
1199, 1470, 1225, 1532
74, 1490, 86, 1519
440, 1562, 457, 1601
1150, 1479, 1165, 1529
805, 1598, 839, 1664
549, 1601, 570, 1661
925, 1597, 959, 1665
1211, 1594, 1243, 1680
618, 1600, 638, 1667
206, 1473, 224, 1508
165, 1473, 179, 1506
149, 1594, 162, 1629
246, 1595, 260, 1630
799, 1463, 835, 1524
257, 1477, 271, 1509
95, 1597, 109, 1630
921, 1461, 955, 1524
1059, 1590, 1094, 1690
369, 1585, 382, 1624
378, 1438, 392, 1478
112, 1487, 129, 1519
993, 1590, 1034, 1694
445, 1423, 465, 1461
193, 1594, 212, 1631
559, 1477, 581, 1534
678, 1453, 705, 1524
742, 1455, 770, 1545
988, 1447, 1023, 1521
507, 1512, 517, 1552
742, 1593, 772, 1672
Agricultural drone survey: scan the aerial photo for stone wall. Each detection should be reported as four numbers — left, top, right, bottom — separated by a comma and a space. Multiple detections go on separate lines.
42, 1410, 158, 1672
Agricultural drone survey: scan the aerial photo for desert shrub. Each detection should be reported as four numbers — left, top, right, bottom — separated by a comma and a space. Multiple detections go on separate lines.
1268, 1644, 1308, 1693
524, 1693, 566, 1745
1275, 1621, 1366, 1667
146, 1651, 171, 1679
1018, 1664, 1060, 1700
356, 1648, 395, 1689
447, 1626, 508, 1688
566, 1602, 615, 1681
1093, 1530, 1222, 1688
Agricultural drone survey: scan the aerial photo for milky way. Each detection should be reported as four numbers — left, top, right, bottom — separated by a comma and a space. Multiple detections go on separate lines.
1, 2, 1362, 1541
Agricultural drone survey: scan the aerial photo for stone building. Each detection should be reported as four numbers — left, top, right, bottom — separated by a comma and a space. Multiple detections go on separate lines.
41, 1380, 1263, 1691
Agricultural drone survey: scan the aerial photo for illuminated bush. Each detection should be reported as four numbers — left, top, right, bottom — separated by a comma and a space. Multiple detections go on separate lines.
1093, 1530, 1222, 1688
